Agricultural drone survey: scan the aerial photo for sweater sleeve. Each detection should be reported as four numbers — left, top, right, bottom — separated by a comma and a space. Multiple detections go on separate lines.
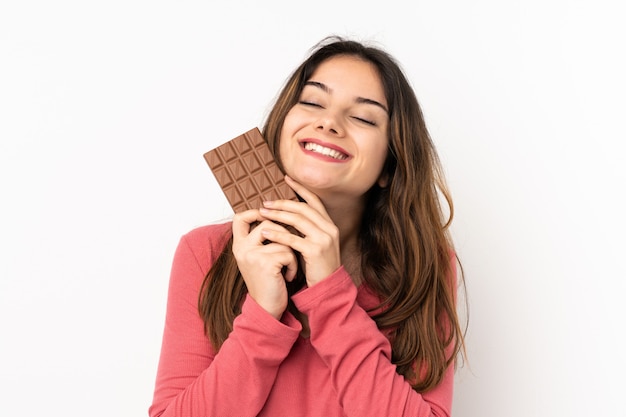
149, 229, 302, 417
291, 267, 454, 417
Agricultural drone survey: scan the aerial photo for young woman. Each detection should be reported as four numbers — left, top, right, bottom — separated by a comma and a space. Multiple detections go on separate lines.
149, 37, 466, 417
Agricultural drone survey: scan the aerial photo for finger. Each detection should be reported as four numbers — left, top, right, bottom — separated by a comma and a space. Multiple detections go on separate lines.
232, 209, 266, 238
260, 203, 331, 237
284, 175, 329, 217
258, 242, 299, 281
262, 224, 340, 285
240, 219, 292, 246
280, 249, 299, 282
261, 227, 308, 256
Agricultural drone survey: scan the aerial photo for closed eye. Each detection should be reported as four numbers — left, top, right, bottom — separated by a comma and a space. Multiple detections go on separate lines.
352, 116, 376, 126
299, 100, 323, 108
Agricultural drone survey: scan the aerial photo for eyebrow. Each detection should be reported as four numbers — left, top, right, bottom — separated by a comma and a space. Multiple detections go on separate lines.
304, 81, 389, 114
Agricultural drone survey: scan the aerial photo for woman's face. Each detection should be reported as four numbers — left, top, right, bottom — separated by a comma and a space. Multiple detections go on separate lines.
279, 55, 389, 204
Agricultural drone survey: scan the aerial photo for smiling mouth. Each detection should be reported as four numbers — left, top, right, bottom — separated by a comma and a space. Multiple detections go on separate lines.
302, 142, 349, 160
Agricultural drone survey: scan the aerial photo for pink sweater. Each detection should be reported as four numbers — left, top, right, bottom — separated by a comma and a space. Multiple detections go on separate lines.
149, 222, 455, 417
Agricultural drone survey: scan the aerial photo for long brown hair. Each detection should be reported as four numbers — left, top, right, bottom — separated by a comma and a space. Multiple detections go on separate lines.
199, 36, 466, 392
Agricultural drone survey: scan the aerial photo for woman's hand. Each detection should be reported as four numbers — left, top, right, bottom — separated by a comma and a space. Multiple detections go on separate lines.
258, 176, 341, 288
232, 209, 299, 320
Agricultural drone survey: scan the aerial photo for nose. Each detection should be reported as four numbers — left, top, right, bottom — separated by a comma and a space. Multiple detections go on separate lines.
315, 111, 344, 136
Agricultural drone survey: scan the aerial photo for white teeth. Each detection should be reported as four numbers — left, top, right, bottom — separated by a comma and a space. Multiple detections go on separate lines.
304, 142, 347, 160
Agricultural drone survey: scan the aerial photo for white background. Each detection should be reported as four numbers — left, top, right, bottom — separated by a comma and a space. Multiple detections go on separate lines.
1, 1, 624, 416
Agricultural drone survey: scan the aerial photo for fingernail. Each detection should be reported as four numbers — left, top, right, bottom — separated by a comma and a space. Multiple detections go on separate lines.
263, 200, 274, 207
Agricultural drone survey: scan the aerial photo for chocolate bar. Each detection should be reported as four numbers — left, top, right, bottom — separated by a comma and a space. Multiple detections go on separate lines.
203, 127, 299, 213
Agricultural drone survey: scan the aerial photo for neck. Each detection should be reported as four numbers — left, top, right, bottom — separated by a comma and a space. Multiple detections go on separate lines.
323, 196, 365, 284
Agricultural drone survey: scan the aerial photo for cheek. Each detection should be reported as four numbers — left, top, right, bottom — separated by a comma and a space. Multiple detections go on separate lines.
370, 137, 389, 170
277, 124, 295, 171
282, 108, 305, 132
278, 108, 307, 155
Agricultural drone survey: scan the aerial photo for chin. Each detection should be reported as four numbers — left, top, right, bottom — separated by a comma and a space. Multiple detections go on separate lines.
294, 170, 333, 189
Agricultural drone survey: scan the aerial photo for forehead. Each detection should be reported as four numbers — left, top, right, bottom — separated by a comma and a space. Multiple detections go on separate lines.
306, 55, 387, 105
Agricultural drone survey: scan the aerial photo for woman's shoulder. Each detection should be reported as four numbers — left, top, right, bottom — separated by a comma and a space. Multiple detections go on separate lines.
178, 220, 233, 270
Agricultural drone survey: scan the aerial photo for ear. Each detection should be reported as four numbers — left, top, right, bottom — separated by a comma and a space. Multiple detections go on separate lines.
377, 172, 389, 188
